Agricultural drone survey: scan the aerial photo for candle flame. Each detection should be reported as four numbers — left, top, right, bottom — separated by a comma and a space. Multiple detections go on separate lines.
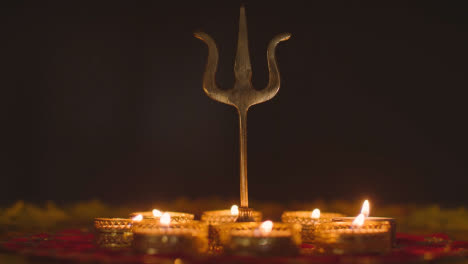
259, 220, 273, 234
152, 209, 163, 217
352, 213, 365, 227
231, 205, 239, 215
361, 200, 370, 217
132, 214, 143, 222
160, 212, 171, 225
311, 208, 320, 219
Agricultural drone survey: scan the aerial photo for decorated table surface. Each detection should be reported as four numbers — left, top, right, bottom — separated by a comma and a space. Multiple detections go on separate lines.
1, 199, 468, 264
1, 229, 467, 264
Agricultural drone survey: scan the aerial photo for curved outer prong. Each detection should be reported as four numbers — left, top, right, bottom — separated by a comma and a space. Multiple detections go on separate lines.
194, 31, 233, 106
251, 32, 291, 106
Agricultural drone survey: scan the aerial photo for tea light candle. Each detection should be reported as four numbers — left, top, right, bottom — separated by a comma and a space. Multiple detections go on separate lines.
315, 214, 392, 254
93, 215, 142, 248
130, 209, 194, 223
220, 221, 301, 257
132, 213, 208, 255
281, 208, 345, 243
201, 205, 263, 224
332, 200, 397, 247
201, 205, 262, 253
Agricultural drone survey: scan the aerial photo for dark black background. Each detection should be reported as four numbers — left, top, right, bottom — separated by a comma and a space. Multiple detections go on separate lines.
1, 1, 467, 205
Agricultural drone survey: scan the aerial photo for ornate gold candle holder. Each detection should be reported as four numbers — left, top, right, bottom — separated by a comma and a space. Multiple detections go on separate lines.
132, 216, 208, 255
201, 206, 262, 253
130, 210, 194, 223
332, 217, 396, 247
282, 209, 344, 243
315, 220, 391, 255
94, 218, 134, 248
333, 200, 397, 247
219, 221, 301, 257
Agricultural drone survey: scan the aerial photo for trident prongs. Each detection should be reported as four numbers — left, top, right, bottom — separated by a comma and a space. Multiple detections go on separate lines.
194, 6, 290, 212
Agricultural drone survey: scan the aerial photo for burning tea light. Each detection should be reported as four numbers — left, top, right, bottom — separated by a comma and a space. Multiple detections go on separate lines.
311, 208, 321, 219
353, 213, 365, 226
315, 214, 392, 255
152, 209, 163, 217
130, 209, 194, 223
281, 208, 344, 243
132, 214, 143, 222
160, 212, 171, 225
201, 205, 262, 253
333, 200, 397, 247
132, 213, 208, 255
201, 205, 262, 224
361, 200, 370, 217
257, 220, 273, 235
231, 205, 239, 215
220, 221, 301, 257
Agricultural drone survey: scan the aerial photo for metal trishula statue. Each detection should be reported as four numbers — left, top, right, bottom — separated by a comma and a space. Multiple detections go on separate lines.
194, 6, 291, 221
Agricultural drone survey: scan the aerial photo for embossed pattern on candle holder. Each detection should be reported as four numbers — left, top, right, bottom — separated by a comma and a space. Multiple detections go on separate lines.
132, 220, 208, 255
282, 211, 344, 243
219, 222, 301, 256
94, 218, 133, 248
201, 210, 262, 253
315, 221, 391, 255
130, 211, 194, 223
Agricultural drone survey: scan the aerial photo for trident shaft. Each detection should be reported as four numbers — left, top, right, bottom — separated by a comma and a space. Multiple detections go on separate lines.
194, 6, 290, 211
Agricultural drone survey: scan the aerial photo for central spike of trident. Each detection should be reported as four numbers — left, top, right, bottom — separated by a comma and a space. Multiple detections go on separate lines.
194, 6, 291, 221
